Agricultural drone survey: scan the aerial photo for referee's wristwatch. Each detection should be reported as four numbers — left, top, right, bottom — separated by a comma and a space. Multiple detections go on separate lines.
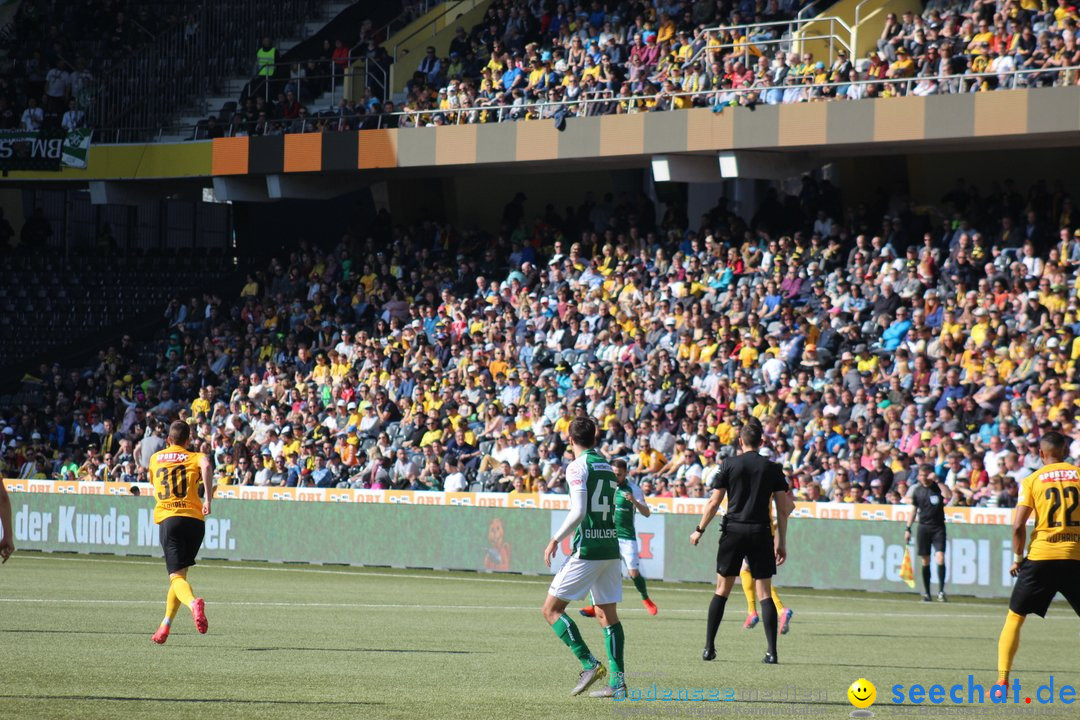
695, 526, 705, 534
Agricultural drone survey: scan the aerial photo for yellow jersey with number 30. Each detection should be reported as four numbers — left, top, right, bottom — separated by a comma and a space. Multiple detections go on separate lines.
1017, 462, 1080, 561
149, 444, 205, 524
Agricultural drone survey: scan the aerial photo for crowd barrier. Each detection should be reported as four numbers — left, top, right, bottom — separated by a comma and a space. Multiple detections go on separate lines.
1, 479, 1014, 524
5, 486, 1019, 598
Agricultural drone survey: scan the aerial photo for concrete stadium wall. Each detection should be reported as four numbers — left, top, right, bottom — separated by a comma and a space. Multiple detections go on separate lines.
8, 493, 1017, 598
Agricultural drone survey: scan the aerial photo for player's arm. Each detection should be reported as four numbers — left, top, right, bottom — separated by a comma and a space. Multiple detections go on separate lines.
200, 455, 213, 516
937, 480, 952, 503
904, 493, 919, 543
0, 480, 14, 563
773, 489, 790, 566
626, 483, 651, 517
690, 487, 725, 546
543, 461, 586, 567
1009, 501, 1034, 578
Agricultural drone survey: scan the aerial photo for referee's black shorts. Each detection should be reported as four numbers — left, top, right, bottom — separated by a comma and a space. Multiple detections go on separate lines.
716, 521, 776, 578
1009, 559, 1080, 618
916, 525, 946, 556
160, 516, 205, 575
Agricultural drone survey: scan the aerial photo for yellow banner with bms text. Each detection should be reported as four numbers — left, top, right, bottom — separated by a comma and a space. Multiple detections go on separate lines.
0, 479, 1014, 524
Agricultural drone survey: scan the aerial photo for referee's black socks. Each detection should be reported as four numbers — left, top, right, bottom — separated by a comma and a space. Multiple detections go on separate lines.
705, 594, 727, 650
937, 563, 946, 593
759, 598, 778, 658
922, 564, 932, 595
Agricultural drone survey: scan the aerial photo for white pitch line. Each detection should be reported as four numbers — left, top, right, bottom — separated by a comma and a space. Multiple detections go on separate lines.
0, 596, 1058, 620
11, 554, 1012, 609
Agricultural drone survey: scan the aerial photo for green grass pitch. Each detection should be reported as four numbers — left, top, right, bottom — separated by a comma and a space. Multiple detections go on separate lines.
2, 552, 1078, 720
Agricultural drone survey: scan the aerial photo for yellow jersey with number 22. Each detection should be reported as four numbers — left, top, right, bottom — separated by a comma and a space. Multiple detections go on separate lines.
1018, 462, 1080, 561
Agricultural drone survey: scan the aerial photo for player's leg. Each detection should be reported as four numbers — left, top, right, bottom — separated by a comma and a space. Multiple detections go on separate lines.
770, 583, 793, 634
739, 561, 758, 629
935, 530, 948, 601
589, 560, 627, 698
996, 610, 1026, 684
157, 517, 207, 639
997, 559, 1054, 684
542, 593, 598, 669
917, 527, 932, 600
621, 538, 655, 615
173, 518, 207, 632
579, 590, 596, 618
544, 556, 605, 695
152, 583, 181, 644
706, 530, 745, 659
749, 529, 780, 664
169, 567, 208, 633
704, 573, 738, 660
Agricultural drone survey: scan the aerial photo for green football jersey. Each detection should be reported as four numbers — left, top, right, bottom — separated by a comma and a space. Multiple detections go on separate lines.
613, 480, 644, 541
571, 449, 620, 560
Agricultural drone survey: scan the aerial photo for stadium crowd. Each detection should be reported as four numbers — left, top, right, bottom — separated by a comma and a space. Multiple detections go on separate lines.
0, 0, 204, 133
1, 173, 1078, 510
214, 0, 1080, 135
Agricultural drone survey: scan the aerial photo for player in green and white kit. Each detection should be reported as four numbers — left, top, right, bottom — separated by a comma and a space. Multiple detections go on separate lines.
580, 458, 658, 618
542, 417, 627, 699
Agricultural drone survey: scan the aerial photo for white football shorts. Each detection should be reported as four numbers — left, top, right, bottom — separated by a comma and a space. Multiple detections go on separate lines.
548, 555, 623, 604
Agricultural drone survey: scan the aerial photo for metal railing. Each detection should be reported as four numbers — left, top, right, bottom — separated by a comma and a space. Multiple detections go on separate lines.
91, 64, 1080, 143
389, 0, 482, 62
200, 59, 371, 121
690, 16, 853, 69
351, 0, 438, 54
851, 0, 889, 57
89, 0, 322, 142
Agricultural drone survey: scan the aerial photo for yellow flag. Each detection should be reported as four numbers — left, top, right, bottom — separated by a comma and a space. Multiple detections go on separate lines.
899, 545, 916, 589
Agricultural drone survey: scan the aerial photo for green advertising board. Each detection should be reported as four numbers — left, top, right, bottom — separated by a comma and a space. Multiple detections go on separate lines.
9, 495, 1016, 598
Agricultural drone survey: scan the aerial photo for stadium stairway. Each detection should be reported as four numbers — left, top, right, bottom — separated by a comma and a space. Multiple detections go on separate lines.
342, 0, 468, 109
162, 0, 357, 142
794, 0, 898, 62
387, 0, 492, 101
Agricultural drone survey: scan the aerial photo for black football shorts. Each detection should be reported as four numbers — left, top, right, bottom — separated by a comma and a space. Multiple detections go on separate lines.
1009, 559, 1080, 618
716, 522, 776, 578
917, 525, 946, 556
160, 516, 205, 574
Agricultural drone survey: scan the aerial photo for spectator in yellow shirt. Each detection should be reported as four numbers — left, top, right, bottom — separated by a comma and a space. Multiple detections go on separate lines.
190, 386, 212, 416
887, 47, 915, 78
632, 438, 666, 479
419, 418, 443, 447
656, 13, 676, 45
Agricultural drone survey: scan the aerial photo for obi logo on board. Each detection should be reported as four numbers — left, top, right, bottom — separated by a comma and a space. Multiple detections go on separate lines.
549, 510, 665, 578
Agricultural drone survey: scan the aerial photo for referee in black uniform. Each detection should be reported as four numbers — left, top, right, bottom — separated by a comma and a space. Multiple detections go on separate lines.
690, 419, 792, 664
905, 464, 952, 602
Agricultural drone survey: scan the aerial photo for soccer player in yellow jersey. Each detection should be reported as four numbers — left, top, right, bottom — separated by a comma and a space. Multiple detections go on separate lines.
149, 421, 213, 644
997, 431, 1080, 684
740, 488, 794, 634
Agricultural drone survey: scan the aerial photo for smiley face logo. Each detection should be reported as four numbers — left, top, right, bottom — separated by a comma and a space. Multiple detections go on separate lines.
848, 678, 876, 709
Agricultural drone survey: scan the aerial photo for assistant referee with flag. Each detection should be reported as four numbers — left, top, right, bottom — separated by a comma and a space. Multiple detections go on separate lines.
690, 418, 792, 664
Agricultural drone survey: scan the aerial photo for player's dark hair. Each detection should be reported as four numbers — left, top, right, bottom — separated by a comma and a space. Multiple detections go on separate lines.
168, 420, 190, 447
739, 419, 763, 448
569, 417, 597, 448
1040, 431, 1068, 459
612, 458, 628, 471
